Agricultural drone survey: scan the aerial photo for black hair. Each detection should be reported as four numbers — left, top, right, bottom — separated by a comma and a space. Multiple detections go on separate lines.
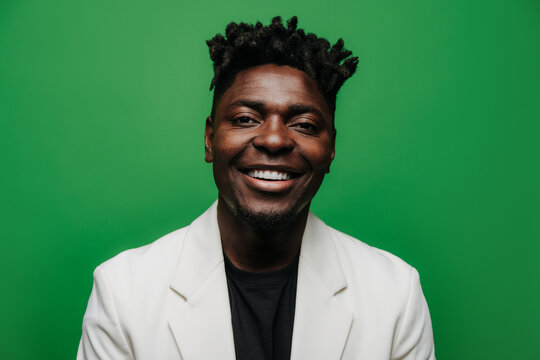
206, 16, 358, 117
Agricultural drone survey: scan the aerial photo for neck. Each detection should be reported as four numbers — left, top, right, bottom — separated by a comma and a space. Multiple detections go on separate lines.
217, 198, 308, 272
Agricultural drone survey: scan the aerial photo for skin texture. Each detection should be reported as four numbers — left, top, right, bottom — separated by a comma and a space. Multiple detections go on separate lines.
204, 64, 336, 271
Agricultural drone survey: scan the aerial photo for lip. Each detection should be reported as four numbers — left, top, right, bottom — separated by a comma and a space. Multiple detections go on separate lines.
237, 165, 304, 193
238, 164, 303, 174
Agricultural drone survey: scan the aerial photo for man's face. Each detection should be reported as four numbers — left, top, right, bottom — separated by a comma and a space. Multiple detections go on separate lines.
205, 64, 335, 228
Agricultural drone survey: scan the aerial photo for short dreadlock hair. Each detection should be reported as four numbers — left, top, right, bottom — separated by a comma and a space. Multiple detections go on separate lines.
206, 16, 358, 118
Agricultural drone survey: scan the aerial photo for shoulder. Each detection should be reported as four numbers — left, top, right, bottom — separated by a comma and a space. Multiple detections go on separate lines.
323, 222, 416, 300
79, 220, 204, 359
328, 223, 413, 273
321, 221, 435, 359
94, 226, 189, 291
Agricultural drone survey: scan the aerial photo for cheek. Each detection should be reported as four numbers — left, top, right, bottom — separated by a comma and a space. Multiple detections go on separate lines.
212, 131, 252, 163
304, 140, 334, 169
212, 135, 238, 158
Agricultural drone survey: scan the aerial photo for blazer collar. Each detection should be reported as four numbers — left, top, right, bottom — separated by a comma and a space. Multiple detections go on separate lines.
169, 202, 352, 360
292, 212, 352, 360
169, 202, 236, 360
170, 202, 347, 299
300, 211, 347, 295
170, 202, 223, 300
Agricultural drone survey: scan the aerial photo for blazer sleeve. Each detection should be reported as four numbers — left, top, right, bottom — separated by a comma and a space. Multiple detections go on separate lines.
77, 265, 134, 360
391, 268, 436, 360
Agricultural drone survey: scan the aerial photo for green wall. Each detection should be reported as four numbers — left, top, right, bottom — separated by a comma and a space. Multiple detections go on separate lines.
1, 0, 538, 358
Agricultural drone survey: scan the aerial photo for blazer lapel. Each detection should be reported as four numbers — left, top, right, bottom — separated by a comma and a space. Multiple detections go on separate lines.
291, 212, 353, 360
167, 205, 352, 360
168, 202, 236, 360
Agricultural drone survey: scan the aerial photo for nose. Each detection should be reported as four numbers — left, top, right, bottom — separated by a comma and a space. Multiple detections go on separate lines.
252, 117, 295, 154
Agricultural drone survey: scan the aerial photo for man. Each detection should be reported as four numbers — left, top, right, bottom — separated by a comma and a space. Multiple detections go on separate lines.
77, 16, 435, 360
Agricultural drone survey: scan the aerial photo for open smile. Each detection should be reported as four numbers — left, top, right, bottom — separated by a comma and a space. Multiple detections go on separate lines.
244, 169, 300, 181
238, 166, 304, 192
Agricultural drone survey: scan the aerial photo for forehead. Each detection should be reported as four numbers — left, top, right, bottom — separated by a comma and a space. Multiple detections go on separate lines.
216, 64, 331, 116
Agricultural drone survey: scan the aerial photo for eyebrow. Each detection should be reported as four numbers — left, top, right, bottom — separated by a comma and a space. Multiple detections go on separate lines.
228, 100, 325, 120
228, 100, 265, 113
287, 104, 325, 120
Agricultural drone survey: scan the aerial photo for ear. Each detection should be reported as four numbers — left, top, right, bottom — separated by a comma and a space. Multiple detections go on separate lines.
204, 116, 214, 163
326, 128, 336, 173
330, 128, 336, 162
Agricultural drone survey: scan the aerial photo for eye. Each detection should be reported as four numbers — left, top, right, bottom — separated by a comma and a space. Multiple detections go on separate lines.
233, 116, 258, 125
297, 123, 316, 130
291, 121, 318, 132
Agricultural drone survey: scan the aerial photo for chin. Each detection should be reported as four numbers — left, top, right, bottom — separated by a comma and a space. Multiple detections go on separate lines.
235, 207, 295, 230
229, 198, 307, 231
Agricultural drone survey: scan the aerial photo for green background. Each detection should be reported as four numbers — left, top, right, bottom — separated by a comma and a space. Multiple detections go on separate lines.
1, 0, 538, 358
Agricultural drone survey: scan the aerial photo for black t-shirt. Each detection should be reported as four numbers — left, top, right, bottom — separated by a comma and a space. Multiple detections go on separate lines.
224, 253, 299, 360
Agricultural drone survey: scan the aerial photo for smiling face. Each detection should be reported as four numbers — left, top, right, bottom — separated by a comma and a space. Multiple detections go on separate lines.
205, 64, 335, 229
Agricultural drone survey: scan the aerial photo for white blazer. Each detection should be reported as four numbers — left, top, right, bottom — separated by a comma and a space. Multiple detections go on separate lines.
77, 202, 435, 359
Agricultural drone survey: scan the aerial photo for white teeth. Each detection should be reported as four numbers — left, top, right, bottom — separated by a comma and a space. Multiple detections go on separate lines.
247, 170, 291, 181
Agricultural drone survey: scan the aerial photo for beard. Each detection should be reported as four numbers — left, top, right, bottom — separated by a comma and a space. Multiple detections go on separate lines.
233, 205, 297, 230
225, 195, 307, 231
